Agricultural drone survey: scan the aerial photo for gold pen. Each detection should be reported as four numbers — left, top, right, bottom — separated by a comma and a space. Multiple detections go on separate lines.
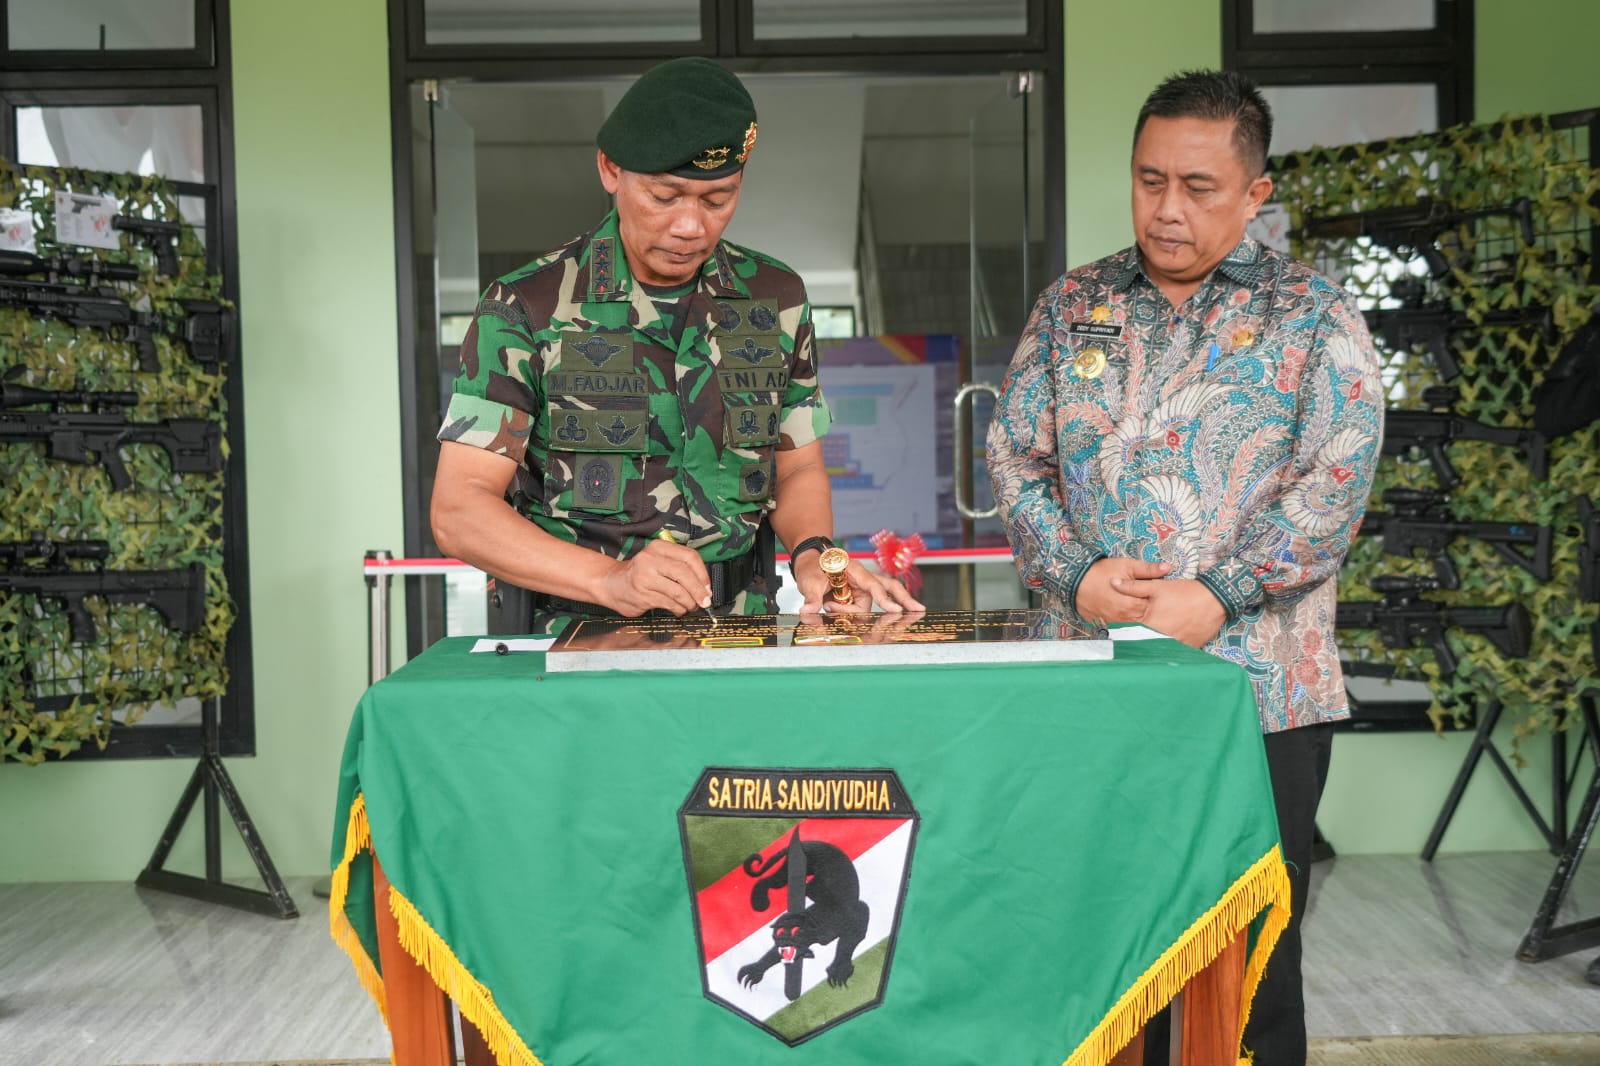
656, 527, 716, 628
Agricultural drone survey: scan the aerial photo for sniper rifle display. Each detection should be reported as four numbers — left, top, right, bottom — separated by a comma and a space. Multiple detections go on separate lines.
0, 277, 230, 368
1335, 574, 1532, 676
0, 534, 206, 643
1383, 385, 1547, 489
0, 376, 222, 491
0, 249, 143, 286
1358, 486, 1552, 588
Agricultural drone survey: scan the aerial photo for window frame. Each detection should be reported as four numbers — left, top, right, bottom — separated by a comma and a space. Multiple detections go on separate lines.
1223, 0, 1474, 128
0, 0, 215, 71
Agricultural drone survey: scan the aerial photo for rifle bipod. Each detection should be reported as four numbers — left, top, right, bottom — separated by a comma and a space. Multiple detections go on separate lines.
136, 697, 298, 918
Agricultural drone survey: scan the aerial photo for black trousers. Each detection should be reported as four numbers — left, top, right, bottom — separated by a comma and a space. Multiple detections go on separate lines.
1145, 722, 1335, 1066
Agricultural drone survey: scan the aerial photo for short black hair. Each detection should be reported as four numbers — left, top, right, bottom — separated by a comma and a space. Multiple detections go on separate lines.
1133, 69, 1273, 177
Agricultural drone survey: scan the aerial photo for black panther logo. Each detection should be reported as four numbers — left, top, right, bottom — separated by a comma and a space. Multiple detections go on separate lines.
736, 830, 870, 992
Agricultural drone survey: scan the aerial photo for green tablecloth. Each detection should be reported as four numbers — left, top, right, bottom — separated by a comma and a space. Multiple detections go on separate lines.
331, 634, 1286, 1066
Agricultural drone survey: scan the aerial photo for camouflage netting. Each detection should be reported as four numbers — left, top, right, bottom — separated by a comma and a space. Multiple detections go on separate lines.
1276, 112, 1600, 738
0, 161, 234, 762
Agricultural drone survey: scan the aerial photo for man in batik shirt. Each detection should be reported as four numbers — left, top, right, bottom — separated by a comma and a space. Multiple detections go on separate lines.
432, 57, 919, 631
987, 70, 1383, 1066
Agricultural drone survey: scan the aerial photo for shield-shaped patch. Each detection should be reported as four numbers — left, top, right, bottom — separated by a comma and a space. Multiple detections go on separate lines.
679, 768, 918, 1045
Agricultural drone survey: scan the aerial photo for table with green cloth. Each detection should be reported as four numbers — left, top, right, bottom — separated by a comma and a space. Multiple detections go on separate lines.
330, 633, 1288, 1066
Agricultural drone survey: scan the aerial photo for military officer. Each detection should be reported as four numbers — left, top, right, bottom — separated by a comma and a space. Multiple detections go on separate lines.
431, 57, 922, 632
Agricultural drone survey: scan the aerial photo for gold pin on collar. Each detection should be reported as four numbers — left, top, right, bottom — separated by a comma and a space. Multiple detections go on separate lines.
1073, 347, 1107, 379
1090, 305, 1113, 324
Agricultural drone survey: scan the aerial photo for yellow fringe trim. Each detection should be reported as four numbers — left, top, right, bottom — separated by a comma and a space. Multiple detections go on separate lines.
385, 878, 546, 1066
328, 793, 387, 1024
1061, 845, 1292, 1066
326, 790, 545, 1066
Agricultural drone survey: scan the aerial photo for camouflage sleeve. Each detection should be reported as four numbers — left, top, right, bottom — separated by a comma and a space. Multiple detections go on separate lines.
986, 280, 1106, 610
777, 289, 832, 450
435, 281, 544, 464
1196, 282, 1386, 619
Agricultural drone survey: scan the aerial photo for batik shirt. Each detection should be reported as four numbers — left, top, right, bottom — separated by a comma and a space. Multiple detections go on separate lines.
987, 237, 1384, 732
438, 209, 831, 567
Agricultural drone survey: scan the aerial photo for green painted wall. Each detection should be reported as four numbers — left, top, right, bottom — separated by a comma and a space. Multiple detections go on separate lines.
1477, 0, 1600, 119
0, 0, 400, 883
1063, 4, 1221, 270
2, 2, 1597, 884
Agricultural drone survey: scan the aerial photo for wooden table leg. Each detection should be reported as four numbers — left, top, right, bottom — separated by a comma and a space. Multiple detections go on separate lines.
462, 1013, 496, 1066
373, 855, 457, 1066
1178, 928, 1246, 1066
1109, 1028, 1146, 1066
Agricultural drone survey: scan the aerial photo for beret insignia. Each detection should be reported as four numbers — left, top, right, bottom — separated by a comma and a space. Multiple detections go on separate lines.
736, 121, 758, 164
693, 145, 733, 171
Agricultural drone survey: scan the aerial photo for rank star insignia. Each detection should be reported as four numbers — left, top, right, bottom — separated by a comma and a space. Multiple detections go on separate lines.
693, 145, 733, 171
1073, 347, 1107, 379
1090, 304, 1113, 324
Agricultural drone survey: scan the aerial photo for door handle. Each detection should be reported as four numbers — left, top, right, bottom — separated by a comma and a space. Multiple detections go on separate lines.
953, 382, 1001, 520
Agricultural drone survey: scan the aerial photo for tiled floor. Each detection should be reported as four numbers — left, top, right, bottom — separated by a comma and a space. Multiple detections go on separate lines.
0, 851, 1595, 1066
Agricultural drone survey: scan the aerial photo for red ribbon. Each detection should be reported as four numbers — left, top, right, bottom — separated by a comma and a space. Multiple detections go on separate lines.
870, 529, 925, 595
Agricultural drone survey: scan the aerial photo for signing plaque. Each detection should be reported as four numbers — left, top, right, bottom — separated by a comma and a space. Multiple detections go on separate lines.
543, 609, 1111, 673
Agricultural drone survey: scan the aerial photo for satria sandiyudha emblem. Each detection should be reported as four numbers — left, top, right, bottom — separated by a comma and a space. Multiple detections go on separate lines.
679, 768, 918, 1046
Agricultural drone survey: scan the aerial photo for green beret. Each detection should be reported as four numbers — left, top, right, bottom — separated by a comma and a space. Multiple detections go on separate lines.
597, 57, 758, 180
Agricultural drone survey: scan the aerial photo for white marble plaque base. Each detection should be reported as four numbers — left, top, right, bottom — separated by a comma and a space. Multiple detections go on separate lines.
544, 610, 1113, 673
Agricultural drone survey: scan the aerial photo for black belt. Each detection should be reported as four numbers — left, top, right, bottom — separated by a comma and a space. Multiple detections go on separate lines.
533, 551, 757, 618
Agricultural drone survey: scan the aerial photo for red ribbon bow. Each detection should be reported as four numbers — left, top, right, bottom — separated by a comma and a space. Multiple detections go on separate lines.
870, 529, 925, 595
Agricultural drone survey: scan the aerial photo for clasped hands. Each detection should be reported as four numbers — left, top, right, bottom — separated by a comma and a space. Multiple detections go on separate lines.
1075, 557, 1226, 648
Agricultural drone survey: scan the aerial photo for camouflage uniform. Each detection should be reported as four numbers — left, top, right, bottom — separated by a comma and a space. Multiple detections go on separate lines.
438, 209, 831, 629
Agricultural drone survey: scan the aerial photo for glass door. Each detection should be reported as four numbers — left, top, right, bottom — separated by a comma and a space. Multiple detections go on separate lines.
952, 70, 1042, 609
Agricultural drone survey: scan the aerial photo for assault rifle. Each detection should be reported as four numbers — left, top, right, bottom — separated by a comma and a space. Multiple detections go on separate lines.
1299, 197, 1535, 279
1358, 486, 1552, 588
0, 377, 222, 490
0, 249, 142, 286
112, 214, 182, 277
0, 534, 206, 643
1364, 278, 1557, 382
1335, 574, 1532, 676
1383, 385, 1546, 490
1580, 496, 1600, 603
0, 277, 162, 371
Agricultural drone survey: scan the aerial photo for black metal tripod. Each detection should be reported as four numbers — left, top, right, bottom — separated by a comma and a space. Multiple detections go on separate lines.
1517, 687, 1600, 964
1421, 695, 1591, 861
136, 696, 297, 918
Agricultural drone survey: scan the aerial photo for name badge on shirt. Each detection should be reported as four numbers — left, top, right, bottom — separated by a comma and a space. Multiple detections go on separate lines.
1066, 321, 1123, 338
